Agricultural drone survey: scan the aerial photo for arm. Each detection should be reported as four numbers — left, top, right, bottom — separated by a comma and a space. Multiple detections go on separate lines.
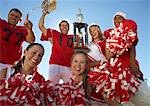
105, 47, 115, 60
24, 14, 35, 43
0, 68, 7, 79
89, 61, 99, 67
38, 13, 47, 37
129, 46, 141, 76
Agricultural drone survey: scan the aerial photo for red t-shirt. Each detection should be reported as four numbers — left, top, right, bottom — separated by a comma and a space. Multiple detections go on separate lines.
0, 18, 27, 64
41, 28, 74, 67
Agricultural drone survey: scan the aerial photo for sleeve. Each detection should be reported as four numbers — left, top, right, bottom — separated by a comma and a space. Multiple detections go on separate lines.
40, 28, 53, 41
103, 28, 113, 38
123, 20, 138, 46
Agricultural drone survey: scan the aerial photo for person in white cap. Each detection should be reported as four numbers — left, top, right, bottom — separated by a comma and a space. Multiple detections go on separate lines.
113, 11, 126, 27
114, 11, 150, 106
88, 12, 145, 106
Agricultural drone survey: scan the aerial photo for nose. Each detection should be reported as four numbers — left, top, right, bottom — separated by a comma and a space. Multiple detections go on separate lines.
76, 62, 82, 68
34, 54, 40, 60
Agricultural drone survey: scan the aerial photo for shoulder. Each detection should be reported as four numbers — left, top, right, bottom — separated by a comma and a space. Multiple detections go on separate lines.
0, 18, 8, 25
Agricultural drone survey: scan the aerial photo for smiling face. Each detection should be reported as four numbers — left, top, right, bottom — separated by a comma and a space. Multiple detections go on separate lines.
89, 25, 103, 43
8, 10, 22, 26
71, 52, 88, 76
24, 45, 44, 69
59, 21, 69, 35
114, 15, 125, 27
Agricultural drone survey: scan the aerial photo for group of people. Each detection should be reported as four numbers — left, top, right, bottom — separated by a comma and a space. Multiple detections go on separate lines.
0, 8, 150, 106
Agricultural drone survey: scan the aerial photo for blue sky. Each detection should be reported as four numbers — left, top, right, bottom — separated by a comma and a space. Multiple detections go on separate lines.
0, 0, 150, 86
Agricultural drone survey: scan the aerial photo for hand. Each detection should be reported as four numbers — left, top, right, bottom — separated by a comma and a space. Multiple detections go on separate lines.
24, 14, 33, 30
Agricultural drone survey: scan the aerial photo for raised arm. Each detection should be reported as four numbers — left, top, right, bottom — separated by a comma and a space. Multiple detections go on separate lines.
24, 14, 35, 43
38, 13, 47, 37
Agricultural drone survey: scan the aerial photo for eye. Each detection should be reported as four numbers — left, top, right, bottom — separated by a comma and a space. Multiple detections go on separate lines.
74, 60, 78, 62
15, 16, 19, 19
39, 54, 43, 58
81, 61, 86, 64
31, 51, 36, 55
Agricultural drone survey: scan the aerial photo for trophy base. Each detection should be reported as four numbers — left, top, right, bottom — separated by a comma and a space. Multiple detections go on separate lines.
74, 46, 90, 53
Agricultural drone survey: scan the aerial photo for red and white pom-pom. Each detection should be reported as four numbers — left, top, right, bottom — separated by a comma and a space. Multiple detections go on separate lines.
88, 58, 141, 103
104, 20, 138, 56
44, 80, 56, 105
53, 78, 87, 105
0, 72, 46, 105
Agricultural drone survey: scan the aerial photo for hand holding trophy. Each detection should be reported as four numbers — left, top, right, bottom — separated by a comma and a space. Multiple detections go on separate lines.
42, 0, 56, 14
73, 8, 90, 53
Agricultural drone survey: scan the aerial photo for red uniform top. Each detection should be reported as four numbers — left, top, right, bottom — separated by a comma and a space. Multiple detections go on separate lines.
96, 39, 106, 57
88, 20, 142, 103
0, 18, 27, 64
41, 28, 74, 67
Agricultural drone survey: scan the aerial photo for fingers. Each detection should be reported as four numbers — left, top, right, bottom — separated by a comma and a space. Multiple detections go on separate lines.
24, 14, 33, 29
24, 14, 29, 25
26, 14, 29, 21
26, 20, 33, 29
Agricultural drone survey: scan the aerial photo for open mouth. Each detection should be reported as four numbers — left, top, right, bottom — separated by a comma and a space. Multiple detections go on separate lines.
31, 59, 37, 64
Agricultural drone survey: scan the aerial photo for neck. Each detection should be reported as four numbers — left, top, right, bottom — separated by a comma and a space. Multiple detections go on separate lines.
93, 38, 99, 43
72, 74, 83, 83
21, 64, 34, 75
93, 37, 103, 43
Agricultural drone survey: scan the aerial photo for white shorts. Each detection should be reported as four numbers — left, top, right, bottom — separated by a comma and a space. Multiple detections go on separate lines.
0, 63, 11, 72
48, 64, 71, 85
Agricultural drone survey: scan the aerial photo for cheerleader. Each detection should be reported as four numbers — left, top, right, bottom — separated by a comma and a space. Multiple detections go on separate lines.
87, 24, 109, 106
52, 51, 89, 105
0, 43, 50, 105
88, 12, 144, 105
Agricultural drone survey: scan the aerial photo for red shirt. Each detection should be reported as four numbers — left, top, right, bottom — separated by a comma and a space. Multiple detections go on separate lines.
0, 18, 27, 64
41, 28, 74, 67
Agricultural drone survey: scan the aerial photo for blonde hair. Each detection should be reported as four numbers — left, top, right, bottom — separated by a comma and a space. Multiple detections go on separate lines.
71, 51, 88, 66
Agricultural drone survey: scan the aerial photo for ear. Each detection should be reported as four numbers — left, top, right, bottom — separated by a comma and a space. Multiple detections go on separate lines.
24, 49, 27, 56
19, 18, 22, 22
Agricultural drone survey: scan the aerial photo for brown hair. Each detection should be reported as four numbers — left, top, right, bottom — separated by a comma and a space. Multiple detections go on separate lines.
59, 20, 69, 28
11, 43, 44, 77
9, 8, 22, 16
71, 51, 92, 99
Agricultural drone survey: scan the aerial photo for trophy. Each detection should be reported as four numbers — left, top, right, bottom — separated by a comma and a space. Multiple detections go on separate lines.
42, 0, 56, 14
73, 8, 89, 52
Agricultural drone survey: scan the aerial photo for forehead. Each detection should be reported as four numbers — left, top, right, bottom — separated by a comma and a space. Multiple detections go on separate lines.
73, 53, 87, 60
90, 26, 98, 30
114, 15, 124, 19
29, 45, 44, 53
60, 21, 69, 25
9, 10, 21, 16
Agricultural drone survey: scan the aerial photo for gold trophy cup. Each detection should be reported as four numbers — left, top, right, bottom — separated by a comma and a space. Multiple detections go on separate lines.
42, 0, 56, 14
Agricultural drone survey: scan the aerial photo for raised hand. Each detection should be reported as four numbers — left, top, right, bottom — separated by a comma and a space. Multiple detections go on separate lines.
24, 14, 33, 30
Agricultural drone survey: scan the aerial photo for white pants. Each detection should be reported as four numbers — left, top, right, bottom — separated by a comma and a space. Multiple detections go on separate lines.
0, 63, 11, 72
48, 64, 71, 85
131, 80, 150, 106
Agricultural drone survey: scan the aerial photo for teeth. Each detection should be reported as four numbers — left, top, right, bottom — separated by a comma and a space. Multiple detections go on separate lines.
32, 59, 36, 63
75, 67, 80, 71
